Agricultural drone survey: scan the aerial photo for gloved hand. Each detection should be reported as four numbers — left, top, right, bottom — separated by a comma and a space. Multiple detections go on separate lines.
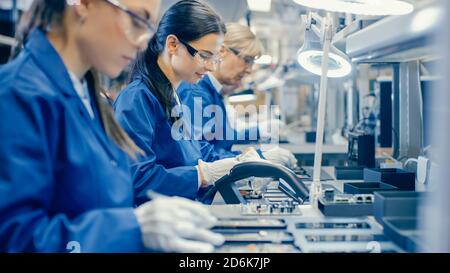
260, 146, 298, 169
198, 147, 270, 187
134, 195, 225, 253
197, 157, 239, 187
236, 147, 264, 162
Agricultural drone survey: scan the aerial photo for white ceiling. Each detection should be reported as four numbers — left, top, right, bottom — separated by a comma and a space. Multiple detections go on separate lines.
158, 0, 306, 62
158, 0, 427, 64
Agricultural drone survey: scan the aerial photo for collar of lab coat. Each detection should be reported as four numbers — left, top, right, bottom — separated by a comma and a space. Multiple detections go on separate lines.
206, 72, 223, 94
25, 28, 80, 100
200, 74, 223, 101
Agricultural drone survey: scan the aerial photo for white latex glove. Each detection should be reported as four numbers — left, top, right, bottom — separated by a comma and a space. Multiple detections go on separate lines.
134, 195, 225, 253
236, 147, 265, 162
261, 146, 298, 169
198, 147, 269, 186
197, 157, 239, 187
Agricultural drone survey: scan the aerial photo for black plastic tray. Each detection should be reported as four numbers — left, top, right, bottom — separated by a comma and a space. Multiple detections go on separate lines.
364, 168, 415, 190
344, 182, 398, 194
318, 197, 373, 217
374, 191, 424, 225
382, 217, 424, 252
335, 166, 365, 180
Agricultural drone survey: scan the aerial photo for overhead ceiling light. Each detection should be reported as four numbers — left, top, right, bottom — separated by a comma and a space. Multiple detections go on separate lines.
296, 29, 352, 78
247, 0, 272, 12
292, 0, 414, 16
255, 55, 273, 65
411, 6, 444, 33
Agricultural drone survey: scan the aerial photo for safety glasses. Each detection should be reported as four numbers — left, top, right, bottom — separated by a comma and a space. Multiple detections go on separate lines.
103, 0, 156, 47
227, 47, 257, 66
178, 38, 221, 66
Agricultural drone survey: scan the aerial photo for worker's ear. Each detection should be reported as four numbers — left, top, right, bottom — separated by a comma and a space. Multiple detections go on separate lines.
70, 0, 94, 23
219, 45, 228, 58
165, 35, 179, 55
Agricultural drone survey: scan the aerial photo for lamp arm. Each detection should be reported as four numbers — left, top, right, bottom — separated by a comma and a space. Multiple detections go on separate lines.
310, 14, 334, 207
311, 24, 322, 39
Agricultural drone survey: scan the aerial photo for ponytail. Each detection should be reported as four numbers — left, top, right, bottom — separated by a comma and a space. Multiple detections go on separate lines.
130, 36, 175, 122
130, 0, 226, 123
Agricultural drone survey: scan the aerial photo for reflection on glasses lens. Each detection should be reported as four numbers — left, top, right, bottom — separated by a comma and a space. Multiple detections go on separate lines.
179, 38, 220, 66
228, 47, 255, 66
196, 53, 220, 66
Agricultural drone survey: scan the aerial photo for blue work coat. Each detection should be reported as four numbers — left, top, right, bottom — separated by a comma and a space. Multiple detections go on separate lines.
178, 75, 259, 155
0, 29, 143, 253
113, 79, 230, 204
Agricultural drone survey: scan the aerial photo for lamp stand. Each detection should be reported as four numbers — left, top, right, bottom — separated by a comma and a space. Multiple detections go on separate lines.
310, 14, 333, 207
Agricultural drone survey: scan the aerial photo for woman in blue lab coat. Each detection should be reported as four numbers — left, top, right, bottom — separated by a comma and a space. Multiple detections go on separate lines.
178, 23, 298, 169
114, 0, 255, 204
178, 23, 264, 155
0, 0, 224, 253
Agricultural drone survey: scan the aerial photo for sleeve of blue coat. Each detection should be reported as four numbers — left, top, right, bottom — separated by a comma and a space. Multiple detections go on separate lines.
180, 87, 238, 161
0, 89, 143, 253
113, 88, 199, 205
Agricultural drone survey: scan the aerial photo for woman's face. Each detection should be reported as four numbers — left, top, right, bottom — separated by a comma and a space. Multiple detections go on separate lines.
169, 33, 223, 84
216, 46, 253, 86
76, 0, 161, 78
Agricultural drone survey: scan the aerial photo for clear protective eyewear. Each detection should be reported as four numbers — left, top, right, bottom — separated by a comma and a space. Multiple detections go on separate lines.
104, 0, 156, 48
227, 47, 257, 67
178, 38, 221, 67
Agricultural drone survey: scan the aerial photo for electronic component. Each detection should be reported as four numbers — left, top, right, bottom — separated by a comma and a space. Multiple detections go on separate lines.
264, 196, 292, 203
214, 218, 286, 229
296, 222, 371, 229
240, 200, 302, 216
331, 193, 375, 204
242, 191, 263, 200
265, 184, 280, 191
317, 193, 375, 217
216, 243, 300, 253
292, 166, 334, 181
304, 234, 389, 242
265, 189, 283, 194
307, 248, 399, 253
222, 231, 294, 243
324, 189, 335, 201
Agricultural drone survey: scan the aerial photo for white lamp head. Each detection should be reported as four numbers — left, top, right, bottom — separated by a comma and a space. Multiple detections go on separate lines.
297, 29, 352, 78
293, 0, 414, 16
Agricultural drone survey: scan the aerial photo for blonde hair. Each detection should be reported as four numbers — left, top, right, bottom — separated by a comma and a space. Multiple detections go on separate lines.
223, 23, 263, 58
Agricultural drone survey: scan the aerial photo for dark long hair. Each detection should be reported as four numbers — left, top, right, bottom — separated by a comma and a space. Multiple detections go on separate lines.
130, 0, 226, 123
11, 0, 143, 158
